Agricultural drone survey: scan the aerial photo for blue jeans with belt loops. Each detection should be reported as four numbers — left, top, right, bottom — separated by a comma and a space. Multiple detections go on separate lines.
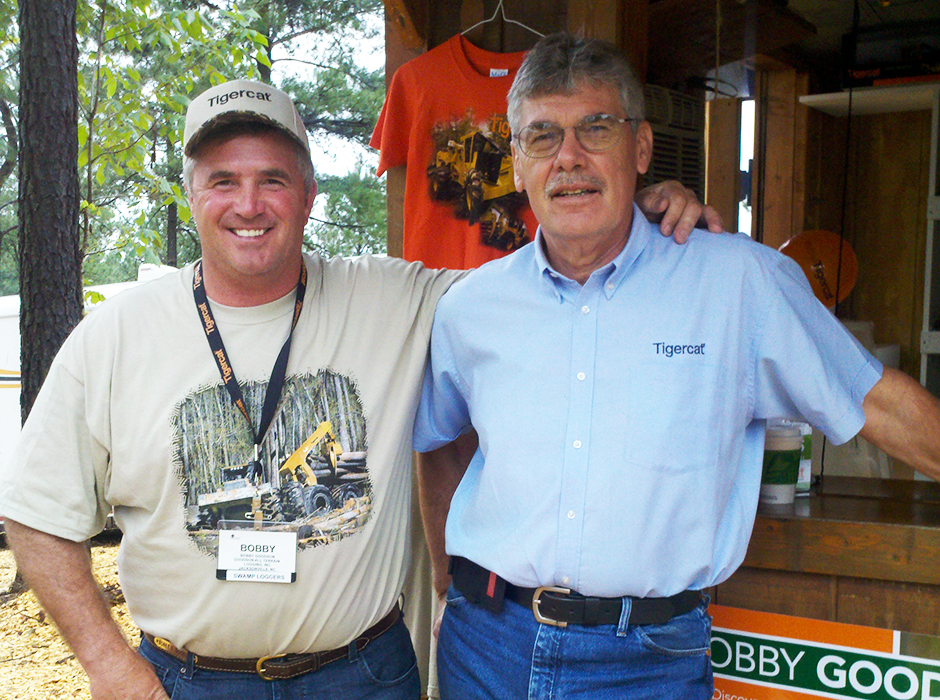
137, 615, 420, 700
437, 584, 713, 700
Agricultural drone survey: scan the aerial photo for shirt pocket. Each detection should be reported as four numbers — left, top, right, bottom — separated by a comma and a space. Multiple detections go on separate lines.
622, 362, 718, 472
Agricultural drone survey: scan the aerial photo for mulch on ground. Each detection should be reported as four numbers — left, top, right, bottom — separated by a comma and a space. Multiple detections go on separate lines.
0, 534, 135, 699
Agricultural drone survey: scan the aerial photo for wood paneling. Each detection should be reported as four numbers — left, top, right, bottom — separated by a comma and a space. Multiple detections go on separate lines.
754, 62, 808, 250
444, 0, 562, 53
705, 97, 741, 232
804, 109, 931, 378
381, 10, 424, 257
718, 568, 940, 635
567, 0, 619, 44
803, 108, 848, 233
620, 0, 647, 82
385, 167, 406, 259
844, 111, 930, 378
745, 515, 940, 586
715, 567, 836, 620
715, 479, 940, 634
839, 577, 940, 636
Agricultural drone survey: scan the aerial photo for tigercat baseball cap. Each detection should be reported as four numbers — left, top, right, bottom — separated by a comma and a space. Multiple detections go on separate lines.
183, 79, 310, 156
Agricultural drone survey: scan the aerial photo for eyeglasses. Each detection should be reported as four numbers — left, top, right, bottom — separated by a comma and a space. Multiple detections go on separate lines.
513, 113, 639, 159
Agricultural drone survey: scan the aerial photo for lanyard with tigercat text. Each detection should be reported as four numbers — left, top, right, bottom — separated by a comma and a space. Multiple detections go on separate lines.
193, 260, 306, 470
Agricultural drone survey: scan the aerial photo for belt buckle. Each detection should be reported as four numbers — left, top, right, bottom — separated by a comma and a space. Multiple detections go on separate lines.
151, 636, 175, 654
256, 653, 293, 680
532, 585, 571, 628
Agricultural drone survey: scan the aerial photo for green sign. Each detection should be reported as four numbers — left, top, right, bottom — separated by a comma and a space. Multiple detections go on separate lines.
712, 629, 940, 699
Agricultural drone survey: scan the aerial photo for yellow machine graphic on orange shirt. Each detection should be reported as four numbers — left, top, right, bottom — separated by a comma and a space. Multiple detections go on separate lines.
428, 130, 528, 252
430, 131, 516, 221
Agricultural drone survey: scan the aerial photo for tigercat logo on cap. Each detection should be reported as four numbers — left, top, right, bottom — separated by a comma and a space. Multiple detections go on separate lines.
208, 89, 273, 108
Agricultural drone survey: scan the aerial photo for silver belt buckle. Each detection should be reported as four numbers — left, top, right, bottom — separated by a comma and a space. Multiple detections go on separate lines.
532, 585, 571, 628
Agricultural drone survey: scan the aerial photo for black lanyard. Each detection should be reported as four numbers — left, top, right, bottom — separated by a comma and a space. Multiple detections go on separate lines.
193, 260, 307, 460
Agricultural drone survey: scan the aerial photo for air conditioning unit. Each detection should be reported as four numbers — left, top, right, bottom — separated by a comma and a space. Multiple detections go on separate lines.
643, 85, 705, 200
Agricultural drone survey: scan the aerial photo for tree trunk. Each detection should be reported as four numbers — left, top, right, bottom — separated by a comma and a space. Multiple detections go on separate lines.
166, 201, 178, 267
8, 0, 82, 597
164, 134, 178, 267
17, 0, 82, 421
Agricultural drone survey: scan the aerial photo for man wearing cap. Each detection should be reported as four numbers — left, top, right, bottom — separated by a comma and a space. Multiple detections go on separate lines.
0, 77, 715, 699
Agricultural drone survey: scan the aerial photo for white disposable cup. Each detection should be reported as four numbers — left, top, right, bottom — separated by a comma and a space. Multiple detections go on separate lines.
760, 426, 803, 505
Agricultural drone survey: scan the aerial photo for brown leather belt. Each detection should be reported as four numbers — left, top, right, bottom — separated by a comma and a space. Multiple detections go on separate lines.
142, 604, 400, 681
450, 556, 702, 628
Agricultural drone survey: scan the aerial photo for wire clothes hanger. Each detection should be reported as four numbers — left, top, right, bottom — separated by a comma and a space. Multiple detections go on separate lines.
461, 0, 545, 38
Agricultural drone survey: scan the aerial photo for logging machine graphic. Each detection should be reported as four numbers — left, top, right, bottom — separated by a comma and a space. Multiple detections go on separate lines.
192, 420, 368, 531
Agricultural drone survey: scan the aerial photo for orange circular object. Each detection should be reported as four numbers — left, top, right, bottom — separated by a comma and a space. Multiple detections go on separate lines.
778, 230, 858, 307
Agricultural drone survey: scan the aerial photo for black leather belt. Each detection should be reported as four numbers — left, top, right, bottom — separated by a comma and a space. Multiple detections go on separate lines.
450, 556, 701, 628
142, 604, 400, 680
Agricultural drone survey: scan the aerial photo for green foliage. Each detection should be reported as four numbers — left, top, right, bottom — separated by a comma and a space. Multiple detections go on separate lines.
76, 0, 271, 281
0, 224, 17, 296
2, 0, 387, 293
307, 163, 386, 257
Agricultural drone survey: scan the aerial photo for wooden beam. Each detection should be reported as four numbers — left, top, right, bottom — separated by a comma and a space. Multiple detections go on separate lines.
744, 513, 940, 586
382, 0, 426, 50
705, 97, 741, 232
753, 60, 808, 249
380, 7, 424, 257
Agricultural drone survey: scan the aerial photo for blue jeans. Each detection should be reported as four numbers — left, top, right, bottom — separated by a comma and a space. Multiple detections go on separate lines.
138, 616, 420, 699
437, 584, 713, 700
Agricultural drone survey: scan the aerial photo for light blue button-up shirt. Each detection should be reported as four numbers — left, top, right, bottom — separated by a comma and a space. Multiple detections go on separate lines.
414, 206, 882, 598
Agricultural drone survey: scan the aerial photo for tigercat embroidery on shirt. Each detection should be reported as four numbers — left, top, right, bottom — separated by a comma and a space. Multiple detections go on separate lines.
653, 343, 706, 357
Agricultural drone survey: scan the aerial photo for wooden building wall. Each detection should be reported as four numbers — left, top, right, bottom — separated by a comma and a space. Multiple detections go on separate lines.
707, 64, 932, 384
712, 478, 940, 636
804, 109, 932, 379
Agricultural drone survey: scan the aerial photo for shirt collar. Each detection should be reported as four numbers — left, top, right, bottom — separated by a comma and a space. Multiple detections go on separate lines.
534, 203, 653, 301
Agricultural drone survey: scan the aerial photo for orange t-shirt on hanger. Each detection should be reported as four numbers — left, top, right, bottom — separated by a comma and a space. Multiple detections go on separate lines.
371, 34, 539, 269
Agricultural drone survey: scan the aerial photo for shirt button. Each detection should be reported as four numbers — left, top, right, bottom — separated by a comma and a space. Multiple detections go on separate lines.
606, 282, 614, 290
577, 372, 586, 381
581, 305, 590, 314
567, 510, 576, 519
573, 440, 582, 449
562, 576, 571, 584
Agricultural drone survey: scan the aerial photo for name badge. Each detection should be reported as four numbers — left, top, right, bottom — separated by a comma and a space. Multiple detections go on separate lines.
217, 529, 298, 583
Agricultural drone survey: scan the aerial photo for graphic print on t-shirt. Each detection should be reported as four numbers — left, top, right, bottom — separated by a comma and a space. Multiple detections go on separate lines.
426, 110, 530, 253
173, 368, 370, 555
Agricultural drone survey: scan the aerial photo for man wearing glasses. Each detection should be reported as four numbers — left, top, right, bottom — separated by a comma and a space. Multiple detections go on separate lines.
414, 33, 940, 699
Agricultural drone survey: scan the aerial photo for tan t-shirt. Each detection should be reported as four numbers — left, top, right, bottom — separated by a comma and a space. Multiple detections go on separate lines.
0, 252, 459, 657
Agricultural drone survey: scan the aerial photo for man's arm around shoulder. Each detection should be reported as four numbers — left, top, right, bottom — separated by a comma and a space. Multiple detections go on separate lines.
5, 519, 168, 700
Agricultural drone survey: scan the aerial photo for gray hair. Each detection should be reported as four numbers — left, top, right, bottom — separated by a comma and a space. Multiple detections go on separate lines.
507, 33, 646, 134
182, 121, 315, 194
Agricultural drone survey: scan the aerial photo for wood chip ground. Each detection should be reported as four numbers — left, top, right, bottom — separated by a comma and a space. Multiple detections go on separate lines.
0, 537, 135, 699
